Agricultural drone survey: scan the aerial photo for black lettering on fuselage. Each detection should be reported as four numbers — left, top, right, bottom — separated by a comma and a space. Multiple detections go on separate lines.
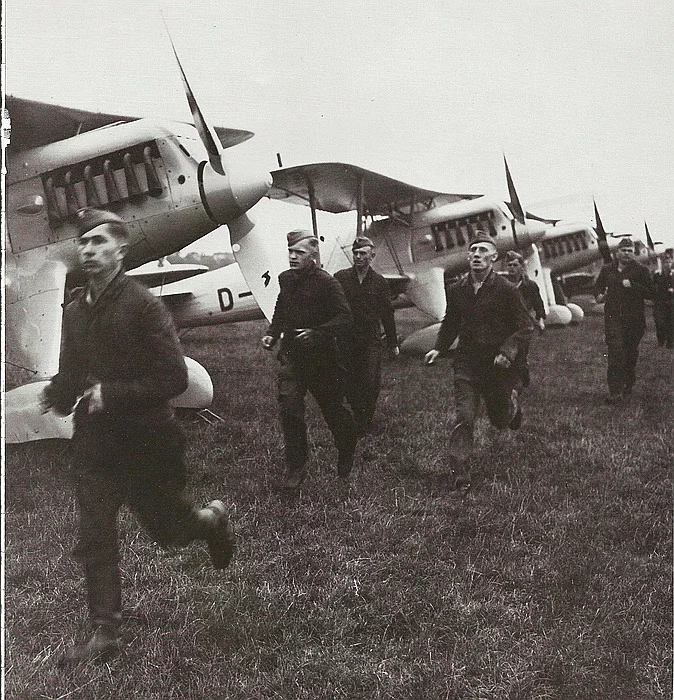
217, 287, 234, 312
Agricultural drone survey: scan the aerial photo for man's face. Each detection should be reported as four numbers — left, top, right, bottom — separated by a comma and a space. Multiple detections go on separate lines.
468, 243, 497, 272
507, 259, 524, 280
617, 245, 635, 264
662, 255, 673, 273
353, 246, 375, 271
77, 224, 126, 279
288, 239, 317, 271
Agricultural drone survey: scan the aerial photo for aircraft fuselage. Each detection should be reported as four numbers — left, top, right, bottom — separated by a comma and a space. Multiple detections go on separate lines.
366, 196, 547, 278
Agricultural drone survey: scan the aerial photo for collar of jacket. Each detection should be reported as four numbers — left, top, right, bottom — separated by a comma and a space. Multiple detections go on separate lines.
79, 269, 128, 309
351, 266, 372, 281
460, 268, 496, 288
287, 261, 320, 281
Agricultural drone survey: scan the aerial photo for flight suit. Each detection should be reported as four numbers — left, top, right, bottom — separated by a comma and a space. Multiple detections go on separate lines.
513, 277, 546, 389
334, 266, 397, 433
434, 270, 533, 480
267, 264, 356, 476
652, 268, 673, 348
45, 272, 211, 633
594, 260, 653, 396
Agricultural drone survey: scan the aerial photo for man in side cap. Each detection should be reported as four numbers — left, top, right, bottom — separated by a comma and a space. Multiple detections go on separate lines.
594, 236, 654, 403
334, 236, 399, 437
262, 230, 357, 489
425, 234, 533, 495
505, 250, 546, 390
41, 208, 235, 664
652, 248, 673, 348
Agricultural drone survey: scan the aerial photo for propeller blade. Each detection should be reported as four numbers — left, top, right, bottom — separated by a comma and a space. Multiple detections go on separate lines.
168, 39, 225, 176
644, 221, 655, 251
228, 212, 285, 322
593, 200, 612, 264
504, 156, 525, 225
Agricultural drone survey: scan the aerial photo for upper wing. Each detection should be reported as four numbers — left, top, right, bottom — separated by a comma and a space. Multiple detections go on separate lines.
269, 162, 481, 216
6, 95, 254, 151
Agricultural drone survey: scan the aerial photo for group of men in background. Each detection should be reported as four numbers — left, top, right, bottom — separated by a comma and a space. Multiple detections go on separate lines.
261, 231, 399, 490
593, 237, 668, 404
263, 230, 540, 499
263, 229, 669, 497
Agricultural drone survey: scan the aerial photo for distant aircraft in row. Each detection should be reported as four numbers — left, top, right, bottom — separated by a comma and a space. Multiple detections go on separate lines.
136, 161, 641, 363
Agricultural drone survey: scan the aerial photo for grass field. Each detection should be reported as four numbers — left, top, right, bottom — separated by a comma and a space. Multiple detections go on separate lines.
4, 302, 672, 699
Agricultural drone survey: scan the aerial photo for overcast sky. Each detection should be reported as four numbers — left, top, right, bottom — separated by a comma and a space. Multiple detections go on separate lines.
6, 0, 673, 252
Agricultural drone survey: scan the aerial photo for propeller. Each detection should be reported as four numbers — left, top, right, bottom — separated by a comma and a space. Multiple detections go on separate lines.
504, 155, 526, 225
169, 40, 225, 176
158, 16, 270, 226
643, 221, 662, 251
593, 200, 613, 264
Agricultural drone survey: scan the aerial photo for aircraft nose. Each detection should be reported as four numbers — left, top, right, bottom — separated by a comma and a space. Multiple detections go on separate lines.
229, 159, 273, 215
199, 153, 271, 225
517, 220, 547, 247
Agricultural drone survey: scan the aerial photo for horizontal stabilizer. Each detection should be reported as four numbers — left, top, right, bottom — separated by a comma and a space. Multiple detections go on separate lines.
400, 325, 460, 357
128, 262, 209, 287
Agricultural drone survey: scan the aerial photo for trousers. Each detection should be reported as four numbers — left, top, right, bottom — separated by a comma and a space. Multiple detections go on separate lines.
605, 316, 645, 395
71, 415, 205, 630
343, 342, 384, 430
277, 351, 356, 470
447, 356, 519, 476
653, 303, 673, 347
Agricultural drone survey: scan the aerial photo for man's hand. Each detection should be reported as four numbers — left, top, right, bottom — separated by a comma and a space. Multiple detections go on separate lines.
261, 335, 275, 350
494, 353, 512, 368
622, 279, 632, 288
389, 346, 400, 359
537, 318, 545, 333
83, 383, 104, 414
424, 349, 440, 365
595, 293, 606, 304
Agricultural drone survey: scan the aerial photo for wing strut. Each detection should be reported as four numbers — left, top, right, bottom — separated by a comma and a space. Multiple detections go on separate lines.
356, 176, 365, 238
383, 207, 406, 277
302, 174, 319, 240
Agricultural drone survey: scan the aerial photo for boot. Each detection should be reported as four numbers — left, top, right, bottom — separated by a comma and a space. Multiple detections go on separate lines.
508, 389, 522, 430
337, 436, 357, 479
277, 466, 307, 490
199, 500, 236, 570
58, 626, 121, 666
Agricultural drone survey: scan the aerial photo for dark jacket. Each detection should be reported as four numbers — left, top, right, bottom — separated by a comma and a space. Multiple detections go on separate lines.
516, 278, 546, 320
267, 263, 353, 358
333, 267, 397, 348
653, 269, 674, 308
46, 271, 188, 424
594, 260, 653, 324
435, 269, 533, 363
